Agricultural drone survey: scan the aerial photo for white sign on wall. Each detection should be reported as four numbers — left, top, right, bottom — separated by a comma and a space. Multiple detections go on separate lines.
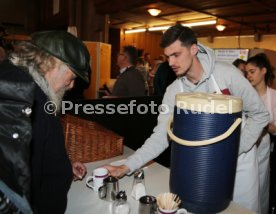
214, 49, 249, 64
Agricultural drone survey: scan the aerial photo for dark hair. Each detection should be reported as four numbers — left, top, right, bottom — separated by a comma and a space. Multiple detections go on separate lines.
233, 58, 246, 67
136, 57, 145, 65
246, 53, 275, 85
123, 45, 138, 65
160, 24, 197, 48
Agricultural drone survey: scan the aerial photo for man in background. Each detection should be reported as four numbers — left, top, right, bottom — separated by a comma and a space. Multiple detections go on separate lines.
144, 52, 152, 73
111, 45, 145, 97
233, 58, 246, 76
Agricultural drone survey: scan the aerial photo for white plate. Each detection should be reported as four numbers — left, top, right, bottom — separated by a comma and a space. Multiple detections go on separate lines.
110, 159, 127, 166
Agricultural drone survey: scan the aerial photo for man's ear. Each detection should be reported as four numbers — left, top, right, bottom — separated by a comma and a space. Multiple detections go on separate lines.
190, 44, 198, 56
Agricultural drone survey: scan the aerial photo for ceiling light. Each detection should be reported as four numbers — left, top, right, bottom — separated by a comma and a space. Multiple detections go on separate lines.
216, 24, 226, 31
125, 28, 146, 34
148, 26, 171, 31
148, 8, 162, 16
182, 20, 217, 27
124, 20, 218, 34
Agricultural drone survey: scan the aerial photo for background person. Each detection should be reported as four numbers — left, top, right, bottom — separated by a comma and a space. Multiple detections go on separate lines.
147, 55, 166, 95
104, 24, 269, 213
143, 52, 152, 73
153, 60, 176, 96
4, 31, 89, 213
233, 58, 246, 76
136, 57, 149, 95
111, 46, 146, 97
245, 53, 276, 214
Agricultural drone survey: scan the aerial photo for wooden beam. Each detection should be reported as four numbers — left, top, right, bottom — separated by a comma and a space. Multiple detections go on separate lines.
162, 0, 263, 31
250, 0, 276, 12
95, 0, 160, 14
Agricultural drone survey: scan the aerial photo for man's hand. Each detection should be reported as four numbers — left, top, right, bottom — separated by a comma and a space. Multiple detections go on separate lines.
103, 165, 130, 178
72, 162, 87, 181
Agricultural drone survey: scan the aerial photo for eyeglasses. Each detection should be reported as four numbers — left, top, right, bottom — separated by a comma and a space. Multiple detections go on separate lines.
118, 53, 125, 56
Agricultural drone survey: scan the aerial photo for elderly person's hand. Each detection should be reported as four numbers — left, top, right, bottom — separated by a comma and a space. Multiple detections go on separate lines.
103, 165, 130, 178
72, 162, 87, 181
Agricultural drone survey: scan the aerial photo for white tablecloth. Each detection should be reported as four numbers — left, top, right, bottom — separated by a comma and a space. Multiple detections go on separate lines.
65, 146, 255, 214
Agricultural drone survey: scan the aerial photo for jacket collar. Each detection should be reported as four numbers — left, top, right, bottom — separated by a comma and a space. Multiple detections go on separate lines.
26, 66, 63, 112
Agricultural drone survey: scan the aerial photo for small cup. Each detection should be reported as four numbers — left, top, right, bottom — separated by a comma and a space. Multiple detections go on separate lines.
86, 167, 108, 192
158, 207, 187, 214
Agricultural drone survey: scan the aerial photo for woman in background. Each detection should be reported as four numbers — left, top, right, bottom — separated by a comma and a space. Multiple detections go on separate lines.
246, 53, 276, 214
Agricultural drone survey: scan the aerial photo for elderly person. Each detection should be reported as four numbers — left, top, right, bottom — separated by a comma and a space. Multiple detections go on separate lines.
0, 31, 90, 213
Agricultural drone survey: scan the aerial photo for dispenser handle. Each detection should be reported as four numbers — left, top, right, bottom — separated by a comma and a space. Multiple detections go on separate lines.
167, 117, 242, 146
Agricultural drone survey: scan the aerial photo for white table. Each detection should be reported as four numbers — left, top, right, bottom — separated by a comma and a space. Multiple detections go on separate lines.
65, 146, 255, 214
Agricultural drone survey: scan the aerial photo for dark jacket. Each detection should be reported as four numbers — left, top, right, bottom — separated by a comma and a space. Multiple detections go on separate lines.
0, 60, 73, 213
0, 60, 34, 199
30, 79, 73, 214
153, 61, 176, 96
112, 66, 146, 97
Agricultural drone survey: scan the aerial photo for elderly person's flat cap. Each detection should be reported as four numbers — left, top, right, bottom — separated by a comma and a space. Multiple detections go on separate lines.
31, 31, 90, 82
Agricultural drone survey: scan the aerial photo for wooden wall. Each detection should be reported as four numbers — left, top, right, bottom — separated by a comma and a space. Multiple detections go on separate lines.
120, 32, 276, 56
109, 28, 121, 78
120, 31, 163, 63
83, 42, 111, 99
198, 35, 276, 51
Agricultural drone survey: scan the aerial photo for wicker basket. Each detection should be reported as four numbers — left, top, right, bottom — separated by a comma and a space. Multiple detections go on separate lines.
61, 114, 124, 163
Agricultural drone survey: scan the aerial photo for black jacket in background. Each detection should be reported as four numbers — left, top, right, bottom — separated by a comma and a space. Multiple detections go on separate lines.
153, 61, 176, 96
0, 60, 35, 200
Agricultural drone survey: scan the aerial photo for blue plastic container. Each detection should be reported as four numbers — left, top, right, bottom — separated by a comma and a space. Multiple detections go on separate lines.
167, 93, 242, 213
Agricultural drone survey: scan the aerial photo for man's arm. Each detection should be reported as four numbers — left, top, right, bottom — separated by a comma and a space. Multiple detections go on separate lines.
105, 81, 178, 177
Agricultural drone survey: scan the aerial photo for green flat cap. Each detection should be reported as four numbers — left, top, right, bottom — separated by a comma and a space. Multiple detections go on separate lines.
31, 31, 90, 82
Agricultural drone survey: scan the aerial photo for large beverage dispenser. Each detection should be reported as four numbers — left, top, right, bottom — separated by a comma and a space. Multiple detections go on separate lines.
167, 93, 242, 213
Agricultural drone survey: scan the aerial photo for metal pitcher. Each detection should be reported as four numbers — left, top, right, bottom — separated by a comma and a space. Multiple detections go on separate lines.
98, 176, 119, 202
138, 195, 157, 214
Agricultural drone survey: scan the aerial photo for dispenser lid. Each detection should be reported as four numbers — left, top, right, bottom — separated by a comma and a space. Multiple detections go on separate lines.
116, 191, 127, 200
134, 169, 144, 180
175, 92, 242, 114
139, 195, 156, 204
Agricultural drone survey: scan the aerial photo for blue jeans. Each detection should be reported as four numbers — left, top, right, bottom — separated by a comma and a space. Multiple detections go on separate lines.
0, 180, 32, 214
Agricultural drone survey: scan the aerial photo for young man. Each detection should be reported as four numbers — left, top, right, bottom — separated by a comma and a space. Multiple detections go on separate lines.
0, 31, 89, 213
105, 24, 269, 213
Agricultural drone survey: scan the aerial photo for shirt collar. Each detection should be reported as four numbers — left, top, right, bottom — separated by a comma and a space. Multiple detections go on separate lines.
120, 66, 130, 74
